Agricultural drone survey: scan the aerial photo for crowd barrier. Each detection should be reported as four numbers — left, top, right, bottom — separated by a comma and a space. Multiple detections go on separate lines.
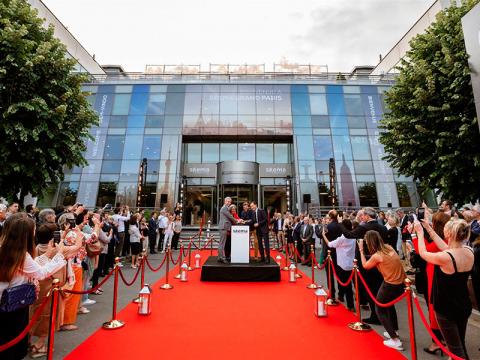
0, 236, 467, 360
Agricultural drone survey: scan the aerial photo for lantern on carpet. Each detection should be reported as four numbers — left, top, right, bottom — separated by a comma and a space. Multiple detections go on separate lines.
289, 263, 296, 283
314, 288, 328, 317
275, 255, 282, 266
195, 253, 201, 268
138, 284, 152, 316
181, 262, 189, 282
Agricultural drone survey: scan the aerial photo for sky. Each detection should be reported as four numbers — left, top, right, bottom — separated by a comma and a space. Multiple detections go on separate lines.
42, 0, 434, 73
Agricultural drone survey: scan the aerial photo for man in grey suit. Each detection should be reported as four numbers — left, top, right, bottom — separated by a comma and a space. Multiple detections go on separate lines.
300, 216, 314, 265
218, 197, 239, 263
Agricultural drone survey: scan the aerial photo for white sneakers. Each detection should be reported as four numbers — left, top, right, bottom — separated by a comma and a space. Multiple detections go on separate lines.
383, 331, 399, 339
383, 338, 404, 351
81, 299, 96, 306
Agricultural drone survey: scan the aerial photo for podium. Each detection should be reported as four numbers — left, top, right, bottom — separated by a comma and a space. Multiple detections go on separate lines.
230, 225, 250, 263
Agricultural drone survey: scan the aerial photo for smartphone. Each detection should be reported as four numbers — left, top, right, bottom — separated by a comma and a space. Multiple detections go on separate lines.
417, 208, 425, 221
53, 230, 61, 244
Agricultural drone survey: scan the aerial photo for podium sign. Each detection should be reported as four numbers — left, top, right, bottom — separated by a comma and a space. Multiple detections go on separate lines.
231, 226, 250, 263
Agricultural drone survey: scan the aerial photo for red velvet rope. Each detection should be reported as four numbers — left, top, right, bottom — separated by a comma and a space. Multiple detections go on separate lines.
144, 253, 168, 272
118, 264, 142, 287
413, 295, 465, 360
190, 237, 213, 251
0, 292, 51, 352
62, 267, 115, 295
182, 242, 191, 257
356, 271, 407, 308
330, 261, 355, 287
169, 250, 182, 265
312, 256, 327, 270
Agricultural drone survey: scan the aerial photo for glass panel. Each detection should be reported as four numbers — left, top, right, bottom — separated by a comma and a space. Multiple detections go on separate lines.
332, 135, 353, 161
112, 94, 131, 115
101, 160, 122, 173
58, 182, 79, 206
145, 115, 164, 128
311, 115, 330, 128
142, 136, 162, 160
291, 92, 310, 115
127, 115, 145, 128
115, 85, 132, 93
164, 115, 182, 127
109, 116, 128, 128
396, 183, 413, 207
296, 136, 314, 160
186, 143, 201, 163
299, 161, 316, 181
256, 143, 273, 163
202, 143, 219, 163
165, 93, 185, 115
104, 135, 125, 159
274, 143, 289, 163
313, 136, 333, 160
123, 135, 143, 159
220, 94, 237, 114
116, 182, 137, 207
358, 182, 378, 207
348, 117, 367, 128
351, 136, 371, 160
220, 143, 237, 161
96, 182, 117, 207
344, 95, 363, 115
238, 143, 255, 161
147, 93, 166, 115
184, 92, 202, 115
201, 92, 219, 114
310, 94, 328, 115
129, 92, 149, 115
354, 161, 374, 174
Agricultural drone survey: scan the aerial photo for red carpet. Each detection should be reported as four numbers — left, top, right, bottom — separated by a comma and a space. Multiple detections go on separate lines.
66, 250, 406, 360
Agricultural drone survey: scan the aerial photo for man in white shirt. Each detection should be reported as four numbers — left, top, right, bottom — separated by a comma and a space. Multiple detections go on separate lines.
157, 209, 168, 252
112, 206, 130, 258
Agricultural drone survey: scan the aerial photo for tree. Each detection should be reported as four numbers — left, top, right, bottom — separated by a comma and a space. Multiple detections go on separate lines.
379, 0, 480, 204
0, 0, 98, 203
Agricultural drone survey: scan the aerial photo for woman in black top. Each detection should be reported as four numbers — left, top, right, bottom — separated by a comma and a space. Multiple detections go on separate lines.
415, 219, 474, 359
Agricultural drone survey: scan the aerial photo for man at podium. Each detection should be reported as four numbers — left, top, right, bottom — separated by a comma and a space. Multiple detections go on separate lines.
250, 201, 270, 263
218, 197, 240, 263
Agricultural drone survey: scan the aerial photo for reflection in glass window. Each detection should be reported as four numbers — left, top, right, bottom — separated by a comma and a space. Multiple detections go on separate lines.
127, 116, 145, 128
220, 143, 237, 161
58, 182, 79, 206
202, 93, 219, 114
311, 116, 330, 128
220, 94, 237, 114
313, 136, 333, 160
274, 144, 289, 163
145, 116, 164, 128
101, 160, 122, 173
165, 93, 185, 115
256, 95, 274, 114
237, 93, 256, 114
396, 182, 413, 207
238, 143, 255, 161
291, 92, 310, 115
332, 135, 353, 161
112, 94, 131, 115
147, 93, 166, 115
184, 92, 202, 115
186, 144, 201, 163
358, 182, 378, 207
142, 136, 161, 160
129, 92, 149, 115
164, 115, 182, 128
274, 93, 291, 115
347, 116, 366, 128
109, 116, 128, 128
315, 161, 330, 182
310, 94, 328, 115
123, 135, 143, 159
256, 144, 273, 163
96, 182, 117, 207
104, 135, 125, 159
296, 136, 314, 160
344, 95, 363, 115
116, 182, 137, 207
293, 115, 311, 128
202, 143, 219, 163
351, 136, 371, 160
354, 161, 374, 174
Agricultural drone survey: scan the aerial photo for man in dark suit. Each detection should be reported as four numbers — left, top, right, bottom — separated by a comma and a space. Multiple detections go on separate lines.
300, 217, 314, 265
338, 207, 387, 325
325, 210, 343, 303
148, 212, 158, 254
250, 201, 270, 263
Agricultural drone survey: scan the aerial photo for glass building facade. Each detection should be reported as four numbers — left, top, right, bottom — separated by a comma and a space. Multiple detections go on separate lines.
42, 79, 426, 224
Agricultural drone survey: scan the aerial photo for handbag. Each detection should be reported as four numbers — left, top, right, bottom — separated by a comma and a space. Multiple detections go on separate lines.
0, 282, 37, 313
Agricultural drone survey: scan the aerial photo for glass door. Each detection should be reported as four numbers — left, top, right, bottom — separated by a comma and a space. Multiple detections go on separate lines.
185, 186, 216, 226
219, 185, 257, 214
262, 186, 287, 214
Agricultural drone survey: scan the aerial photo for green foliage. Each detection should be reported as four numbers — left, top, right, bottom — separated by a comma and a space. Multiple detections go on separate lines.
379, 0, 480, 204
0, 0, 98, 201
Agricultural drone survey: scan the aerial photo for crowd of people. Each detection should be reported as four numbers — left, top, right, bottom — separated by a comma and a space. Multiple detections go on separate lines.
0, 198, 479, 359
0, 202, 183, 360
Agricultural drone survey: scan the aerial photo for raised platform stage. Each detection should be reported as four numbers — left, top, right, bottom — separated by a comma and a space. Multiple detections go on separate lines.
200, 256, 281, 282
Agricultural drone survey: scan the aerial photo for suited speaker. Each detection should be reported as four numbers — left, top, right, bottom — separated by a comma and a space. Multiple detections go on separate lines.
303, 194, 311, 204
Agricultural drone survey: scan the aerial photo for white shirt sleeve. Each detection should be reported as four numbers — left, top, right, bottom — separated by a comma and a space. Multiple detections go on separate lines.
20, 253, 66, 281
328, 236, 346, 248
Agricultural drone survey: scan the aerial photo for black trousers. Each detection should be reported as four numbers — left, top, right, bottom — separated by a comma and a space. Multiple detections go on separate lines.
171, 232, 180, 250
122, 231, 130, 257
157, 230, 165, 251
436, 311, 470, 359
225, 234, 231, 259
361, 268, 382, 319
337, 267, 354, 309
375, 282, 404, 338
0, 306, 29, 360
148, 233, 156, 252
104, 239, 115, 275
92, 253, 106, 287
257, 230, 270, 260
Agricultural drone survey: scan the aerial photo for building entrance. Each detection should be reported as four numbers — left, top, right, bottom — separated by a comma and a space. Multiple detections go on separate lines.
219, 185, 258, 212
262, 186, 287, 214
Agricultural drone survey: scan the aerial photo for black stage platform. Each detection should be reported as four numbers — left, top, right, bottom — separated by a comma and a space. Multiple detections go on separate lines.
200, 256, 281, 282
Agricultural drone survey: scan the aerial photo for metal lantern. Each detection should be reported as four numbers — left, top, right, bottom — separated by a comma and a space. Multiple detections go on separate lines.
180, 262, 189, 282
138, 284, 152, 316
289, 263, 297, 283
275, 255, 282, 266
315, 288, 328, 317
195, 253, 201, 268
